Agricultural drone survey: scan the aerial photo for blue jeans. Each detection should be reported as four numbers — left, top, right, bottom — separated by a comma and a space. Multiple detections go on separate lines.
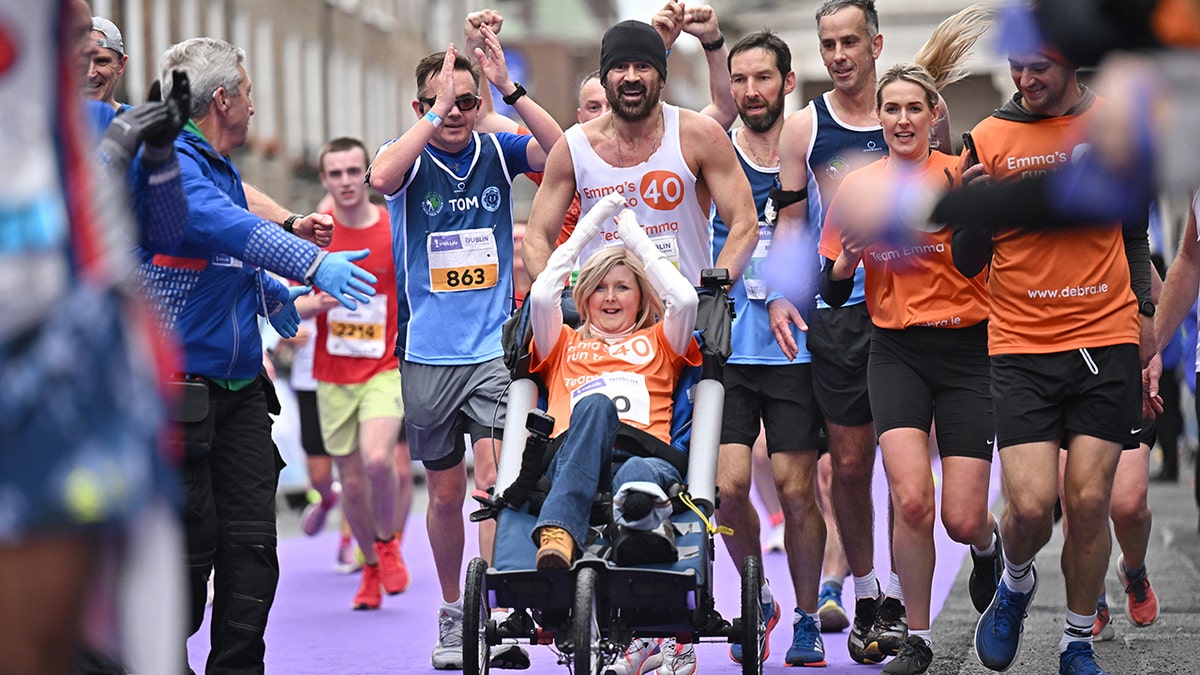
535, 394, 681, 549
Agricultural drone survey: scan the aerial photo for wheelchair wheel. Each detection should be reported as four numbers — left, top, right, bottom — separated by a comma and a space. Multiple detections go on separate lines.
463, 557, 491, 675
740, 555, 763, 675
573, 566, 601, 675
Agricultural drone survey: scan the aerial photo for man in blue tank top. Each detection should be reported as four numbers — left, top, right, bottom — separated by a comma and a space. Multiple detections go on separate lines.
368, 36, 561, 670
772, 0, 912, 665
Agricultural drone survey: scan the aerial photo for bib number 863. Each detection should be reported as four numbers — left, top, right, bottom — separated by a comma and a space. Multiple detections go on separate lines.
444, 267, 486, 287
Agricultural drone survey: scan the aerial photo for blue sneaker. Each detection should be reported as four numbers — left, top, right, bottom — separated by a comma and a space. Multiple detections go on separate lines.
785, 609, 826, 666
731, 590, 781, 664
1059, 641, 1109, 675
974, 565, 1038, 671
817, 582, 849, 633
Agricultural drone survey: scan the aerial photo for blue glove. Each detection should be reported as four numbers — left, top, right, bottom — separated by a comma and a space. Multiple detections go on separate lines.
313, 249, 378, 309
270, 285, 310, 338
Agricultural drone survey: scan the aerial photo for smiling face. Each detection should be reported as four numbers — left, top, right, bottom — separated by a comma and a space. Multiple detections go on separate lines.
1008, 53, 1078, 117
603, 62, 664, 122
319, 147, 370, 211
879, 79, 936, 162
585, 263, 643, 335
84, 33, 126, 105
817, 6, 882, 95
730, 47, 794, 133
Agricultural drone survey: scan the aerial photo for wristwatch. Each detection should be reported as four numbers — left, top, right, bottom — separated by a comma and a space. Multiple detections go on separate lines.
1138, 300, 1156, 317
502, 83, 527, 105
283, 214, 301, 234
701, 34, 726, 51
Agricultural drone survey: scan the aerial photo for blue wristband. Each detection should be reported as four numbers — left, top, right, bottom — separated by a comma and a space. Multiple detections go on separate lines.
423, 110, 442, 128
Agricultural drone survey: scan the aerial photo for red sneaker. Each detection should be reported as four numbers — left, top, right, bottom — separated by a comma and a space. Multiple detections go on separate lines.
375, 538, 410, 595
352, 563, 382, 610
1117, 555, 1159, 627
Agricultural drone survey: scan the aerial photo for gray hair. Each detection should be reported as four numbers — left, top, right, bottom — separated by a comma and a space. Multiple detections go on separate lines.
160, 37, 246, 119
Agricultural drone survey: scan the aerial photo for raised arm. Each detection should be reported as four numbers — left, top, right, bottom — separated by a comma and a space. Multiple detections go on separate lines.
523, 139, 579, 279
474, 23, 561, 171
369, 48, 460, 196
616, 210, 698, 355
680, 5, 736, 129
529, 194, 625, 360
465, 10, 521, 135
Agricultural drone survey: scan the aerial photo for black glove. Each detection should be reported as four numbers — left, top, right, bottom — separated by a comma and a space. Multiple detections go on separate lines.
144, 70, 190, 147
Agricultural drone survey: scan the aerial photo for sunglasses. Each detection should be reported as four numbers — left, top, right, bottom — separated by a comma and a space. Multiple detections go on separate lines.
419, 95, 482, 112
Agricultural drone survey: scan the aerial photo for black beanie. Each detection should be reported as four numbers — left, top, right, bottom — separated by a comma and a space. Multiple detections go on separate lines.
600, 20, 668, 82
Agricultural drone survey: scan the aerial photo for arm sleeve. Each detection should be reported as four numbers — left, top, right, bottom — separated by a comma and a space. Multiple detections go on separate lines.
817, 257, 854, 308
951, 223, 994, 279
1123, 213, 1152, 305
129, 151, 188, 253
617, 213, 698, 356
932, 175, 1083, 231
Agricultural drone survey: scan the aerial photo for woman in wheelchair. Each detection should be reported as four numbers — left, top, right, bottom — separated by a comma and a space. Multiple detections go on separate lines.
525, 195, 701, 572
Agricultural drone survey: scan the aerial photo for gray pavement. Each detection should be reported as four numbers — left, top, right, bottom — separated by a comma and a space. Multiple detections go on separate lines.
930, 477, 1200, 674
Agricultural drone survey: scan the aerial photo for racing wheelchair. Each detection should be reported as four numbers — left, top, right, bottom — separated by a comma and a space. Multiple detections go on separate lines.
465, 269, 767, 675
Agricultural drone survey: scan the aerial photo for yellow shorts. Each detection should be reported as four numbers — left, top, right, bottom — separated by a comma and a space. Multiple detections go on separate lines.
317, 369, 402, 457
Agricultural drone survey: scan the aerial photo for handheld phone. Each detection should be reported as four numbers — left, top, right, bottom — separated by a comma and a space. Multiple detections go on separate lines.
962, 131, 979, 167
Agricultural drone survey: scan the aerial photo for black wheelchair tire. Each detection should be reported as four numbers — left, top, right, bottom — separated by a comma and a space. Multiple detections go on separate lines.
463, 556, 491, 675
740, 555, 764, 675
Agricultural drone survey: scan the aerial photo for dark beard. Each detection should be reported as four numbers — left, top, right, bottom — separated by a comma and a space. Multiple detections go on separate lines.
605, 81, 659, 122
738, 92, 785, 133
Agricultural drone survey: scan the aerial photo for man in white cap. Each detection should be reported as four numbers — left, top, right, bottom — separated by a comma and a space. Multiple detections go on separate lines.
86, 16, 129, 112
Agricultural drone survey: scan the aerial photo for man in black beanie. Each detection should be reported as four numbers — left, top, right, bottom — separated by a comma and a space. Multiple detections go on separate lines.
523, 19, 758, 295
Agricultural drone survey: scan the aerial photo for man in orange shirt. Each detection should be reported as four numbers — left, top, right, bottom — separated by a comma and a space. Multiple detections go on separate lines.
959, 46, 1153, 675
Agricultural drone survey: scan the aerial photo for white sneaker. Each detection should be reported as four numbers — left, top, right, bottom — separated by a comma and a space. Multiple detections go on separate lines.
605, 637, 663, 675
431, 603, 464, 669
656, 638, 696, 675
764, 521, 786, 553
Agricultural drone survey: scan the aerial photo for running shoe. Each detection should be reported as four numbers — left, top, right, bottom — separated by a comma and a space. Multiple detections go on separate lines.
375, 538, 410, 594
974, 564, 1038, 672
431, 603, 464, 670
731, 589, 780, 663
764, 521, 786, 553
604, 637, 663, 675
869, 596, 908, 659
848, 593, 883, 664
300, 488, 337, 536
818, 581, 849, 633
1059, 641, 1109, 675
655, 638, 696, 675
1116, 555, 1159, 627
351, 563, 382, 610
969, 523, 1003, 613
785, 609, 826, 666
882, 635, 933, 675
1092, 597, 1115, 642
491, 610, 532, 670
335, 537, 362, 574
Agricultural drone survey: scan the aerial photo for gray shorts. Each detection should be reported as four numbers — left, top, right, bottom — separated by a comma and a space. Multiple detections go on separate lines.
401, 358, 509, 468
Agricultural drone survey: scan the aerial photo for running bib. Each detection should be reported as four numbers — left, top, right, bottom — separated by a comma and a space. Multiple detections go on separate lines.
326, 294, 387, 358
427, 228, 500, 292
569, 372, 651, 427
743, 221, 773, 300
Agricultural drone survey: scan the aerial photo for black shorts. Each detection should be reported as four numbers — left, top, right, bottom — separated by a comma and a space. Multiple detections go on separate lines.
807, 302, 873, 427
295, 389, 329, 457
991, 344, 1141, 451
868, 323, 993, 461
721, 363, 826, 453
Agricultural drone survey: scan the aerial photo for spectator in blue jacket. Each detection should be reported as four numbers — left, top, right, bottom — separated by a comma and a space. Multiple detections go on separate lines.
141, 36, 377, 674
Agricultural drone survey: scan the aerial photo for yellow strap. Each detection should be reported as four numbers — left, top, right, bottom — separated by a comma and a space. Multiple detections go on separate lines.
679, 491, 733, 536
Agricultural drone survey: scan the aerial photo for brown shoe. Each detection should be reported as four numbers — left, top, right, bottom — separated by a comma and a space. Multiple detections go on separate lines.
535, 526, 575, 570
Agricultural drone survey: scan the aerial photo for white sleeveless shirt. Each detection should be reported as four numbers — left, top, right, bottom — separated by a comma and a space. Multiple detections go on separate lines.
566, 104, 713, 285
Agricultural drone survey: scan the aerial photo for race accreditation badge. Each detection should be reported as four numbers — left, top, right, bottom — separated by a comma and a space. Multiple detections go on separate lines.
744, 221, 773, 300
427, 227, 499, 292
326, 294, 387, 358
569, 372, 651, 427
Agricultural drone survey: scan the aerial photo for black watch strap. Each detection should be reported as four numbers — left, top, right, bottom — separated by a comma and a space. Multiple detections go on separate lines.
283, 214, 301, 234
502, 82, 527, 105
701, 34, 725, 51
1139, 300, 1156, 317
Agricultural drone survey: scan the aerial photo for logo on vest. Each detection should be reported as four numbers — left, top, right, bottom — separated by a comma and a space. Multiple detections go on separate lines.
422, 191, 444, 217
482, 186, 501, 212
